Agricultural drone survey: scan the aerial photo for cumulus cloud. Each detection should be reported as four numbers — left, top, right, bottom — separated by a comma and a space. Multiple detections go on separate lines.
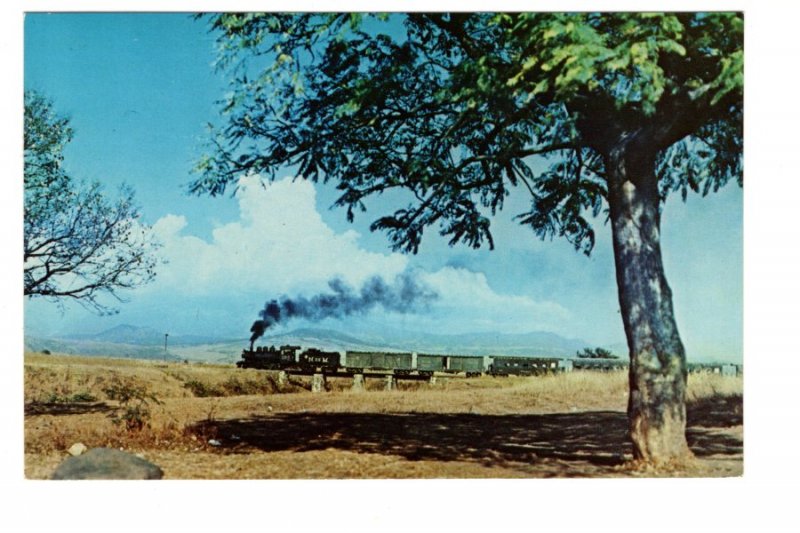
420, 267, 570, 333
147, 175, 570, 334
150, 175, 409, 295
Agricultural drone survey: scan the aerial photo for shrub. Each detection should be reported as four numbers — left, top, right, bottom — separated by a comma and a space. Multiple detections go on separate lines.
43, 391, 98, 403
183, 376, 277, 397
576, 347, 619, 359
69, 391, 98, 402
221, 375, 275, 396
184, 379, 223, 398
103, 377, 162, 431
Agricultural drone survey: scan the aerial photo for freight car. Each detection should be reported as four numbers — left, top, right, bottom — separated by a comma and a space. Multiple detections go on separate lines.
416, 353, 487, 377
488, 356, 563, 376
344, 351, 414, 374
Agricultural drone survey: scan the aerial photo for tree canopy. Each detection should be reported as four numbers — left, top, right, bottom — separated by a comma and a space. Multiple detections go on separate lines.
192, 13, 742, 255
193, 12, 743, 463
24, 90, 160, 314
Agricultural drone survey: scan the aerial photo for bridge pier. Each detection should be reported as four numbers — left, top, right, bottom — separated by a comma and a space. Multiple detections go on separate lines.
277, 371, 288, 387
384, 375, 396, 391
311, 373, 326, 393
351, 373, 365, 392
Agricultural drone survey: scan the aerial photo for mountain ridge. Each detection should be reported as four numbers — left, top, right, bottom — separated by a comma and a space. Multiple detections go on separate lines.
26, 324, 598, 362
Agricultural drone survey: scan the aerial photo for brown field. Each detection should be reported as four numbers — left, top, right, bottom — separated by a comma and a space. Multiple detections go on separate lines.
23, 352, 743, 479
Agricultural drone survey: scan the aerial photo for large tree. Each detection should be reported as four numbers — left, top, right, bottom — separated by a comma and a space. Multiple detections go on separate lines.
24, 90, 160, 314
192, 13, 743, 464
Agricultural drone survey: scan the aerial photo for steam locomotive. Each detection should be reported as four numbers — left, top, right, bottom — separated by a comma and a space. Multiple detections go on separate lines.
237, 345, 574, 376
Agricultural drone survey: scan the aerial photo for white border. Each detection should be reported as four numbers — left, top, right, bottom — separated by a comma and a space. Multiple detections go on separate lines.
5, 2, 799, 533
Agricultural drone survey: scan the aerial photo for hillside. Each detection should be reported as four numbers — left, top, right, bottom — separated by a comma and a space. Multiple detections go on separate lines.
25, 324, 593, 363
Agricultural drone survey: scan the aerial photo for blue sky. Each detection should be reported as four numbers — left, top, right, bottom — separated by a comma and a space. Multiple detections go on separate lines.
23, 12, 743, 361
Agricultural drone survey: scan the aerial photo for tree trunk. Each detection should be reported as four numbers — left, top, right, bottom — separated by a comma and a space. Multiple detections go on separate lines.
605, 141, 693, 464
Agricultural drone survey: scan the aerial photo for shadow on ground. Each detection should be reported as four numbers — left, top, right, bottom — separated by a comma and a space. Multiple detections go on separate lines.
189, 394, 742, 475
24, 402, 112, 416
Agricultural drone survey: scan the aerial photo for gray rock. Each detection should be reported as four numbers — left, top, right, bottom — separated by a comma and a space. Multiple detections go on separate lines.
51, 448, 163, 480
67, 442, 87, 456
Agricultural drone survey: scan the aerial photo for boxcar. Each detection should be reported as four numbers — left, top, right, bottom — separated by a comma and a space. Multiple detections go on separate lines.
416, 354, 447, 374
489, 356, 560, 376
446, 355, 486, 377
345, 351, 414, 372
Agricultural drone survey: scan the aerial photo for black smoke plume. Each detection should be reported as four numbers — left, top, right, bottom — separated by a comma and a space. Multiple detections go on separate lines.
249, 272, 438, 346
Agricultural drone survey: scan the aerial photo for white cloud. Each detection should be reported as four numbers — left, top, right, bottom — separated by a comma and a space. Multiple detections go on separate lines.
150, 175, 409, 296
146, 175, 571, 334
419, 267, 571, 334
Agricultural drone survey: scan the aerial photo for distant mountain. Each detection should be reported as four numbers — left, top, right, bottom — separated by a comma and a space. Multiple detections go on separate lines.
26, 323, 589, 363
62, 324, 233, 346
24, 335, 179, 360
25, 323, 734, 364
64, 324, 164, 345
256, 327, 588, 357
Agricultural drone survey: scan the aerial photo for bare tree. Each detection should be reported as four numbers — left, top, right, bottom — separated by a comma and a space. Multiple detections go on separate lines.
24, 90, 160, 314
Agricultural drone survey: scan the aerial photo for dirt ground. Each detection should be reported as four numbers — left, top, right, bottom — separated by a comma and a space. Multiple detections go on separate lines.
23, 353, 743, 479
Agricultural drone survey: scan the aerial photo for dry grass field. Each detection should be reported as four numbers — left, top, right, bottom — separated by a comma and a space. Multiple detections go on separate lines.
23, 352, 743, 479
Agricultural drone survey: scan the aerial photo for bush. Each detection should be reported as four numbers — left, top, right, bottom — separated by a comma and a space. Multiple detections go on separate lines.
221, 375, 276, 395
184, 379, 223, 398
576, 347, 619, 359
44, 391, 98, 403
103, 377, 162, 431
183, 376, 277, 397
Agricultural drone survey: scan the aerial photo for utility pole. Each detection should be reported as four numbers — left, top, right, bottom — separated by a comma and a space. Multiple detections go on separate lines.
164, 333, 169, 361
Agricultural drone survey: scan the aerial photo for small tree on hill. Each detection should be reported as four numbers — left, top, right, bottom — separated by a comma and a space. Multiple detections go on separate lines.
192, 13, 742, 464
24, 90, 160, 314
577, 347, 619, 359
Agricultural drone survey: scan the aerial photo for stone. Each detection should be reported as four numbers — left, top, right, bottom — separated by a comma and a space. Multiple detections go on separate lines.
51, 448, 163, 480
68, 442, 87, 456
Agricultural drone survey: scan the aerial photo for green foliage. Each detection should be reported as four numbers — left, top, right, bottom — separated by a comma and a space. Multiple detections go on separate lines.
103, 377, 162, 431
193, 12, 742, 256
45, 391, 98, 403
24, 90, 161, 314
577, 347, 619, 359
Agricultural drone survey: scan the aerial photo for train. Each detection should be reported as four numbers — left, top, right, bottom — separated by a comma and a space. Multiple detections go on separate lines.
237, 345, 576, 377
236, 345, 743, 377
